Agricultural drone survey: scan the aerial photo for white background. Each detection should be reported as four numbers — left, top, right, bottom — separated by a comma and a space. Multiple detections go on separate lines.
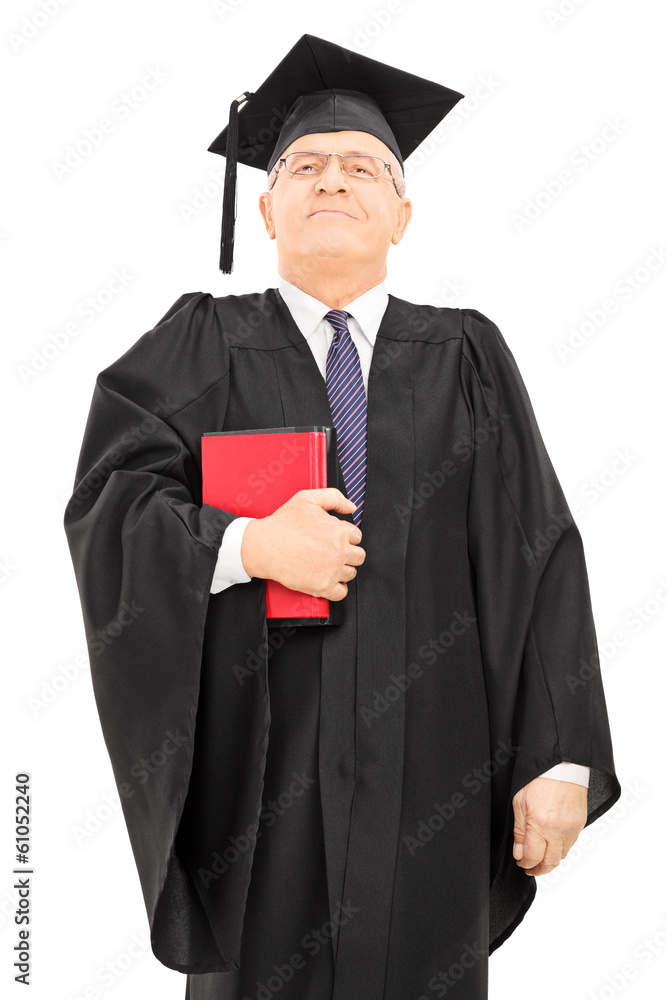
2, 1, 664, 998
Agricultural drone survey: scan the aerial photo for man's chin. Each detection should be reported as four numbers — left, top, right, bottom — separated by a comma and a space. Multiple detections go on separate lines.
301, 235, 359, 258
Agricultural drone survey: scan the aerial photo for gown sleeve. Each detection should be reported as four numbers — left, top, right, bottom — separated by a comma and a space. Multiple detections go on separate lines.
460, 308, 621, 850
63, 291, 269, 973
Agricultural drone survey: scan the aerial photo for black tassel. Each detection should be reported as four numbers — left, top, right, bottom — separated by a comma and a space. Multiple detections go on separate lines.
219, 91, 253, 274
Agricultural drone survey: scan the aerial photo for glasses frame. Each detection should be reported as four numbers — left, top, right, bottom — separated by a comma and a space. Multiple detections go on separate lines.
274, 150, 401, 196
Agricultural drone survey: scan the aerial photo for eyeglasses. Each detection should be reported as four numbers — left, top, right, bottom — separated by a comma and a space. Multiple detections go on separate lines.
275, 151, 400, 194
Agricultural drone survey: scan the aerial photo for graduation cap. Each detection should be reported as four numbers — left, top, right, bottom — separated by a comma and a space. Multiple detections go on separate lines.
207, 33, 465, 274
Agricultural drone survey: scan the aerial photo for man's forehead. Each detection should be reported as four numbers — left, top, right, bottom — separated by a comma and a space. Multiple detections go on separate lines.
282, 131, 392, 157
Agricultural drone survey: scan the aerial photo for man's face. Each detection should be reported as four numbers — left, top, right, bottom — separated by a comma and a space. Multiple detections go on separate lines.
258, 130, 412, 273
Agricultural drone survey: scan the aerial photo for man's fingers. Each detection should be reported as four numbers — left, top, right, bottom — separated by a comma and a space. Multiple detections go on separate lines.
347, 545, 366, 565
302, 487, 357, 513
515, 827, 547, 870
522, 838, 564, 875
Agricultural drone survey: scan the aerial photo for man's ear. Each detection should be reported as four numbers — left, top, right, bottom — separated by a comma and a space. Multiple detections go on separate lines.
391, 198, 412, 246
259, 191, 276, 239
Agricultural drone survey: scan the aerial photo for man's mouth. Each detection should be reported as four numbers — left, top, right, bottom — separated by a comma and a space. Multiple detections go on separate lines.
309, 210, 355, 218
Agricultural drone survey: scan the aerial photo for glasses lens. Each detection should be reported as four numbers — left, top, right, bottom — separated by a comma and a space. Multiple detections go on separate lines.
343, 154, 385, 178
283, 152, 386, 178
285, 152, 328, 174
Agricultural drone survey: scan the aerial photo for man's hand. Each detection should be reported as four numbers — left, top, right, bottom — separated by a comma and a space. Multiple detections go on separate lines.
240, 488, 365, 601
512, 776, 588, 876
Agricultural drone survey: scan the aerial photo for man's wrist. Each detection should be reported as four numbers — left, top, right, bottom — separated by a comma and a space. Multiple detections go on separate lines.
240, 517, 266, 579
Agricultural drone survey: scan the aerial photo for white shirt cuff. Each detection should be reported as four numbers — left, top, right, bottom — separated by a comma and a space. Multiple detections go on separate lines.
539, 762, 590, 788
210, 516, 255, 594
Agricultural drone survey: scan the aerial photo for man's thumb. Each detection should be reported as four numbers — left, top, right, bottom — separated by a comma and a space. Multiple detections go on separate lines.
310, 488, 356, 513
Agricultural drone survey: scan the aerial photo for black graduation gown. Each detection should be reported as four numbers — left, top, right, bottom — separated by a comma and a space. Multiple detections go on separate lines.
63, 288, 621, 1000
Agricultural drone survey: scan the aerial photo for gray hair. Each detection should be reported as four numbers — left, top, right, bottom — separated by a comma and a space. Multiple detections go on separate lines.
266, 145, 407, 198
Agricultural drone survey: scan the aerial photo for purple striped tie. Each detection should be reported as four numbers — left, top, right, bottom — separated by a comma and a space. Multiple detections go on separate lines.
324, 309, 367, 527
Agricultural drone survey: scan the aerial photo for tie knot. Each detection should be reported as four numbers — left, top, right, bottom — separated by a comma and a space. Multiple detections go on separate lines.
325, 309, 350, 334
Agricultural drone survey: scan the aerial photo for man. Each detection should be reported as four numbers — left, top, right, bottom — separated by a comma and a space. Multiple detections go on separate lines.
63, 34, 621, 1000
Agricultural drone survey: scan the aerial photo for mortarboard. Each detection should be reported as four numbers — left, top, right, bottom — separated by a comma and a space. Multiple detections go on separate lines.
207, 33, 465, 274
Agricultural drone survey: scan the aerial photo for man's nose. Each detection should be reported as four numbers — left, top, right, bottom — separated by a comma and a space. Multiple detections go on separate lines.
317, 155, 349, 188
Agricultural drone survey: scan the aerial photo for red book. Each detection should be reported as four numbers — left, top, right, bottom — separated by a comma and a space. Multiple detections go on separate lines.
201, 426, 343, 626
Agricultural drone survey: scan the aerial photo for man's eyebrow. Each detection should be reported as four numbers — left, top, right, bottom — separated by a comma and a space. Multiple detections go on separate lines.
291, 148, 383, 156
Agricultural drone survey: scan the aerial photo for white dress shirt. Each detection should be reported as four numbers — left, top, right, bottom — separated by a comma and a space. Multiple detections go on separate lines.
207, 276, 589, 789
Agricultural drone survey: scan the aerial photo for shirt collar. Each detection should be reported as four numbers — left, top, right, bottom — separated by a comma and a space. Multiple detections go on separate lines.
277, 276, 388, 347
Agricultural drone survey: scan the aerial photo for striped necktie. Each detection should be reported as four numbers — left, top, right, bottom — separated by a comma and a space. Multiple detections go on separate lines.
324, 309, 367, 527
